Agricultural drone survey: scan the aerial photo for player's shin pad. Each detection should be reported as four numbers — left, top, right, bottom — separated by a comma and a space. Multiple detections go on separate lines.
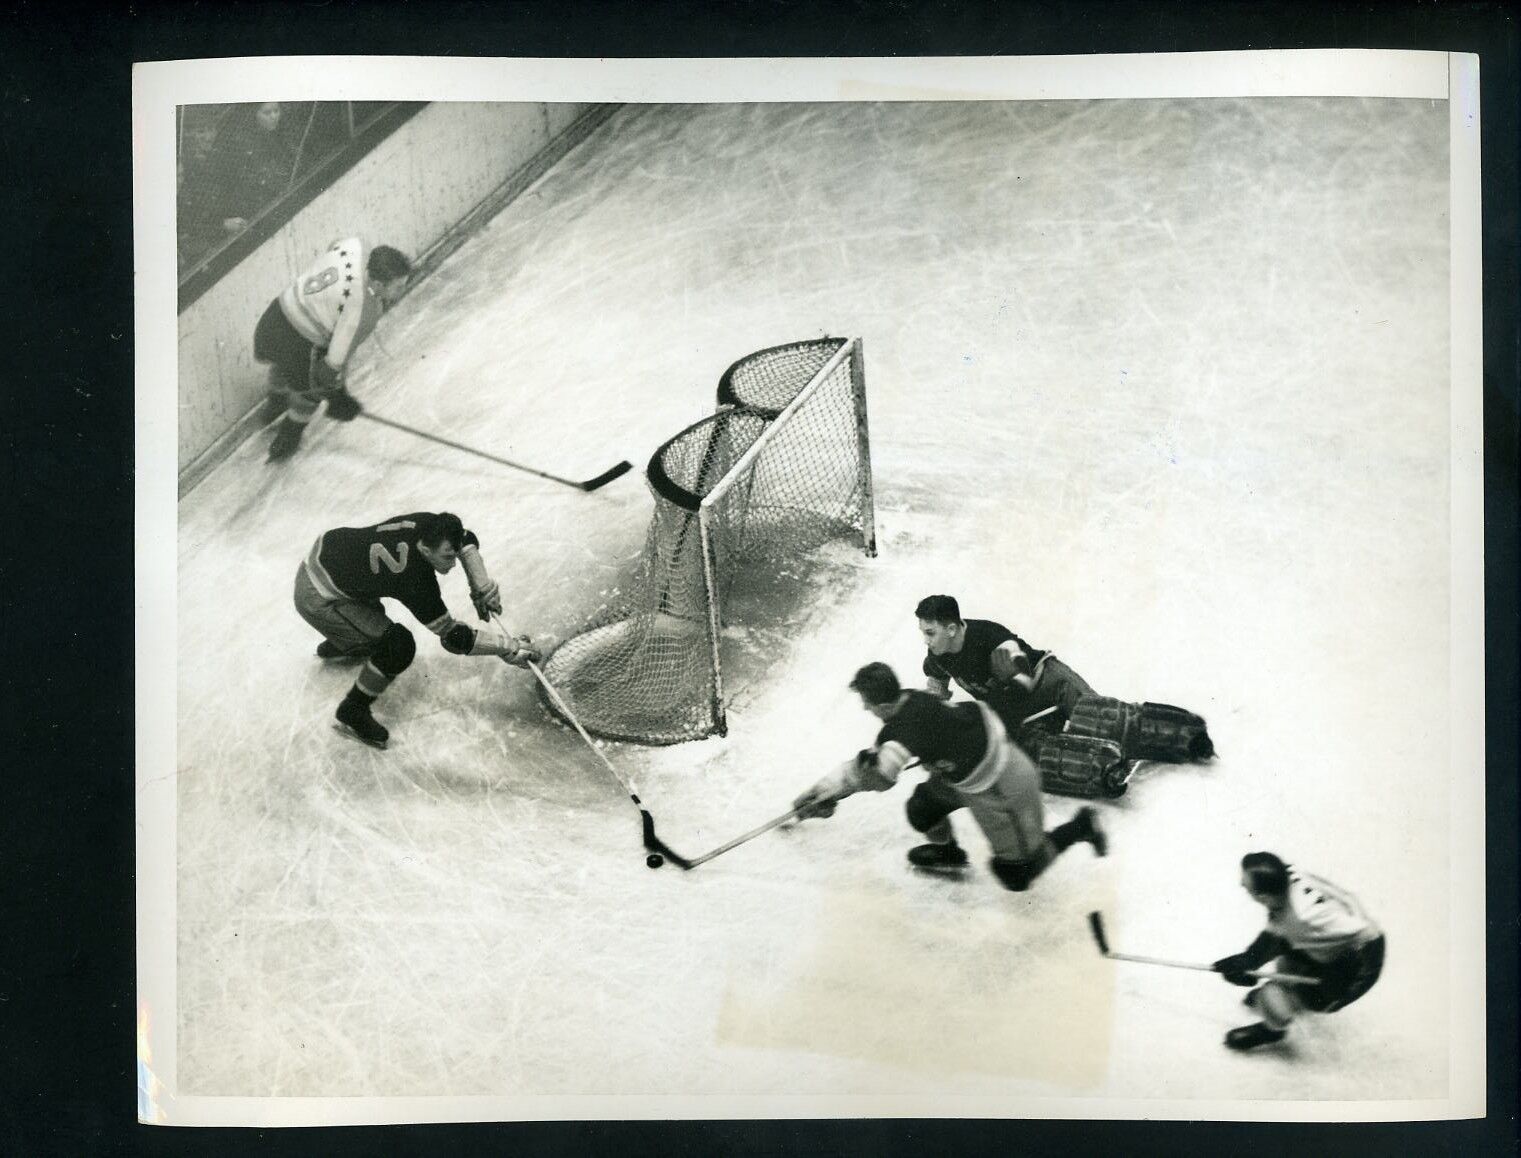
1037, 733, 1129, 799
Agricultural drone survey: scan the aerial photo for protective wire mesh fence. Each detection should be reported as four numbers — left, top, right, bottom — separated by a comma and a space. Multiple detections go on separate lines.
540, 339, 870, 743
177, 102, 403, 278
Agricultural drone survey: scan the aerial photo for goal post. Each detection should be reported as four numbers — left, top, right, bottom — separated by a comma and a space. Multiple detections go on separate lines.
539, 337, 875, 744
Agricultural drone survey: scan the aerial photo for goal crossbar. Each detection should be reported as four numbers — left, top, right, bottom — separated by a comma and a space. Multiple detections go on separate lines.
702, 338, 855, 510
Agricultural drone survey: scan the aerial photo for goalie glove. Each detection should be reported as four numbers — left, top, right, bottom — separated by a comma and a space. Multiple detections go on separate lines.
989, 641, 1036, 691
470, 579, 503, 621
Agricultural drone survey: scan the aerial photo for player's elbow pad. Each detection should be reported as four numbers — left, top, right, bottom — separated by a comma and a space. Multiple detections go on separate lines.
441, 623, 475, 655
444, 620, 518, 658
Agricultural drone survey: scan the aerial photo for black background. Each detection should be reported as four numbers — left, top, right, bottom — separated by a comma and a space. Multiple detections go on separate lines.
1, 1, 1516, 1154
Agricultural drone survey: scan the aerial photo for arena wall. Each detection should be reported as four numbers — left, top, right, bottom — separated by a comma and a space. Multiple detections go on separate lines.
177, 101, 615, 492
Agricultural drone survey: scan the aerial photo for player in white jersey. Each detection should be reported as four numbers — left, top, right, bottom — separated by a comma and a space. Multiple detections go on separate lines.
254, 238, 412, 462
1211, 851, 1386, 1050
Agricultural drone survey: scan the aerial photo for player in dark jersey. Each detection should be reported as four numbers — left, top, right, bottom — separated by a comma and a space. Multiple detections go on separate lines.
915, 594, 1096, 750
792, 663, 1106, 888
915, 595, 1214, 790
293, 510, 539, 748
1210, 852, 1386, 1050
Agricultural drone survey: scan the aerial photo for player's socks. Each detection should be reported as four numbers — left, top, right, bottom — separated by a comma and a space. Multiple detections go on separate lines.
257, 391, 287, 425
907, 841, 969, 869
335, 688, 389, 749
1077, 806, 1107, 856
1048, 807, 1107, 856
1048, 813, 1084, 852
1224, 1022, 1286, 1051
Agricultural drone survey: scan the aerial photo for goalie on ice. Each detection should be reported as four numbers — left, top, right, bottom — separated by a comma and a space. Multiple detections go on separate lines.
914, 594, 1214, 798
792, 662, 1106, 889
293, 511, 542, 749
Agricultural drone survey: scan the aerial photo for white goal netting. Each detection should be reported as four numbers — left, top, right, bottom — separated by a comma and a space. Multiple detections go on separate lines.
539, 338, 876, 743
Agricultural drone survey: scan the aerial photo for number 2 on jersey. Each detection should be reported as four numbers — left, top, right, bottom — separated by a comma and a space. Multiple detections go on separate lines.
370, 541, 408, 574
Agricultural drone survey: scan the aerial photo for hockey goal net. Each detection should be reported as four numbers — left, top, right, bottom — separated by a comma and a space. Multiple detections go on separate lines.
539, 337, 876, 743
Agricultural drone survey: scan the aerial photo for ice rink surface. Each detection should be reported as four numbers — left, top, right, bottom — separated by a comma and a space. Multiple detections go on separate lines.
174, 98, 1453, 1103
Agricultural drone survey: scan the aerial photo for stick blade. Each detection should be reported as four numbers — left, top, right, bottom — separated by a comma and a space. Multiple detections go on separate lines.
1087, 911, 1111, 955
577, 461, 633, 491
640, 809, 693, 869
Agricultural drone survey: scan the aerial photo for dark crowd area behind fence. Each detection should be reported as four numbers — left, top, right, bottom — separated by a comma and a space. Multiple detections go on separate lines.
176, 101, 417, 294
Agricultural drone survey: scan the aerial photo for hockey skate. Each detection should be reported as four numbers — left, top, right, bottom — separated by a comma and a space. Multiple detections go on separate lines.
335, 695, 389, 749
907, 841, 969, 870
1224, 1022, 1286, 1051
266, 418, 305, 463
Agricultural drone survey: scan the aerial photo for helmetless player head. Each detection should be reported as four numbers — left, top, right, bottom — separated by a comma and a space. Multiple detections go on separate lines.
415, 512, 466, 574
368, 244, 412, 307
914, 594, 966, 656
1240, 851, 1292, 911
848, 661, 906, 720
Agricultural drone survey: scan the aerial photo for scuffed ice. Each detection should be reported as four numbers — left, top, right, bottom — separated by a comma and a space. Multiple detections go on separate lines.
174, 99, 1453, 1102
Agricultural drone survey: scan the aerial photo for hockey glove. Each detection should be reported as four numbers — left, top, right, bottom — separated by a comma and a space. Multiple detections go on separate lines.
325, 388, 363, 422
791, 787, 838, 820
470, 579, 503, 621
1212, 954, 1259, 986
500, 636, 542, 668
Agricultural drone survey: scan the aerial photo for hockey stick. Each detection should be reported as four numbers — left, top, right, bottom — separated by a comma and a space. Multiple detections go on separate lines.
683, 743, 928, 869
524, 657, 693, 869
684, 807, 802, 868
1086, 912, 1321, 986
358, 411, 632, 491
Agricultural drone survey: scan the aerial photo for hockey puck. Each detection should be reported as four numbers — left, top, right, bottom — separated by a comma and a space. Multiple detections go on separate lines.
646, 854, 664, 869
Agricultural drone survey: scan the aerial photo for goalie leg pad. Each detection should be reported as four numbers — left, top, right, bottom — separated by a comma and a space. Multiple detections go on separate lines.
1064, 695, 1135, 748
371, 623, 416, 677
1037, 733, 1127, 799
1133, 702, 1214, 762
1009, 704, 1064, 757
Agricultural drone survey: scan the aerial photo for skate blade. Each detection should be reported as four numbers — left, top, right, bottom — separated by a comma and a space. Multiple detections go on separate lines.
332, 721, 388, 750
